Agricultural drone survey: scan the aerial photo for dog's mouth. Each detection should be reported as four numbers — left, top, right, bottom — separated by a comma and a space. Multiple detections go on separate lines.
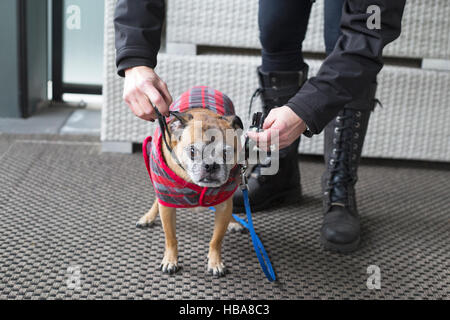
196, 175, 225, 187
199, 177, 220, 184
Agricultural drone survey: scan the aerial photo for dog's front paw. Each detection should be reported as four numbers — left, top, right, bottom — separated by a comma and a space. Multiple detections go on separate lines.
227, 221, 245, 233
136, 216, 155, 228
159, 259, 180, 274
207, 260, 228, 277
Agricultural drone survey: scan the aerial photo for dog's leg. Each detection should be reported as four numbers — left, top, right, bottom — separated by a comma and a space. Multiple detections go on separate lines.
136, 200, 159, 228
159, 203, 179, 274
208, 198, 233, 277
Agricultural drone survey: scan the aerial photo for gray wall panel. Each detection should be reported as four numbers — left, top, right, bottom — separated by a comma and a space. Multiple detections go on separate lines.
0, 0, 20, 118
26, 0, 48, 114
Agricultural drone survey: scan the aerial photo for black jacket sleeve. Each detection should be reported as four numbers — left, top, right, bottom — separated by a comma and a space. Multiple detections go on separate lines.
114, 0, 165, 77
286, 0, 406, 135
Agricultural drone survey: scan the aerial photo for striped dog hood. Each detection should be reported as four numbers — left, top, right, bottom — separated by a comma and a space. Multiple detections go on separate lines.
143, 86, 240, 208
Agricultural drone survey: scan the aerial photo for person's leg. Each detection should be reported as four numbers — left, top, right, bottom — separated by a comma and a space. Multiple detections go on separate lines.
257, 0, 312, 114
259, 0, 312, 72
233, 0, 313, 213
321, 0, 378, 253
324, 0, 344, 55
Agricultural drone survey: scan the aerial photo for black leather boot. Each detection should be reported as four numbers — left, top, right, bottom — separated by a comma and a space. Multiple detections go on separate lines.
233, 65, 308, 213
320, 83, 377, 253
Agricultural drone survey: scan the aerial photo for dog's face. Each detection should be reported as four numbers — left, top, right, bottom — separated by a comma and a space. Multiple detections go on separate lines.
168, 108, 243, 187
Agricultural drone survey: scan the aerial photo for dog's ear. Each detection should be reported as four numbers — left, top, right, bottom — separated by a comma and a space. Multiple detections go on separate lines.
222, 115, 244, 131
168, 112, 193, 140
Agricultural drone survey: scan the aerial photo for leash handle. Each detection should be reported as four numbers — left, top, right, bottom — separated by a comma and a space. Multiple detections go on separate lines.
152, 108, 187, 170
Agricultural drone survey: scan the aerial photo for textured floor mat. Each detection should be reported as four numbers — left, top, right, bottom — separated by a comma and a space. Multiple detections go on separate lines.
0, 138, 448, 299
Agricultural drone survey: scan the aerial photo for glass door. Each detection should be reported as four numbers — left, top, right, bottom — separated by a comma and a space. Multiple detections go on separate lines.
63, 0, 104, 85
51, 0, 104, 101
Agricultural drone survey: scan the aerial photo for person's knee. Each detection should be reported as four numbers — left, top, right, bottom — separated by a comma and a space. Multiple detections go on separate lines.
259, 9, 303, 54
259, 22, 301, 54
260, 23, 284, 53
324, 29, 341, 54
259, 0, 312, 53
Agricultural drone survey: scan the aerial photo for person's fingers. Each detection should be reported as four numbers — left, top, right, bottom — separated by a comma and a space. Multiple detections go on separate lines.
140, 113, 156, 122
123, 84, 145, 117
139, 82, 169, 116
135, 93, 156, 120
127, 97, 146, 119
156, 80, 173, 107
262, 110, 276, 130
251, 128, 282, 150
247, 128, 278, 151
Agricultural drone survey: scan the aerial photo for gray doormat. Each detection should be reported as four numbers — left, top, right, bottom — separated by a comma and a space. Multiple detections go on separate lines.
0, 137, 448, 299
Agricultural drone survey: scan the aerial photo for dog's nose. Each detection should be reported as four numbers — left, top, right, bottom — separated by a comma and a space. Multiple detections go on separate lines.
204, 162, 220, 173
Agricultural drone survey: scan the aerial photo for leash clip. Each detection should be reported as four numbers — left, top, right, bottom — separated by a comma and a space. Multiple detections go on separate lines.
240, 165, 248, 190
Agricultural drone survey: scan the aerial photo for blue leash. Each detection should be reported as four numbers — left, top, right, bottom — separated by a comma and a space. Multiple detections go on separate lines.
209, 112, 276, 281
210, 189, 276, 282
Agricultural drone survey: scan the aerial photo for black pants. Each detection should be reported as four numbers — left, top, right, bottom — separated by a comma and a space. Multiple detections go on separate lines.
259, 0, 345, 72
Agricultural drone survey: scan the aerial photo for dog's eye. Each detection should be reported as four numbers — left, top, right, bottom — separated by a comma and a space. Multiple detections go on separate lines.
190, 146, 196, 160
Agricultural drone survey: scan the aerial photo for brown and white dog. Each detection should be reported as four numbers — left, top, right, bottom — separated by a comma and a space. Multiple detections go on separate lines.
138, 87, 243, 277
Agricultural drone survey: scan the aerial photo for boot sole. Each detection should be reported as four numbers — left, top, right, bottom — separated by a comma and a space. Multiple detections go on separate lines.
233, 187, 301, 213
320, 234, 360, 254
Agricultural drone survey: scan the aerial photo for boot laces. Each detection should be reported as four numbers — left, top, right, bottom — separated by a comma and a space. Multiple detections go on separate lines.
326, 114, 356, 205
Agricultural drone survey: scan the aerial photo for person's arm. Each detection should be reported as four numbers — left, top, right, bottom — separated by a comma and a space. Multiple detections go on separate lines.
286, 0, 406, 134
114, 0, 172, 120
114, 0, 165, 77
248, 0, 405, 148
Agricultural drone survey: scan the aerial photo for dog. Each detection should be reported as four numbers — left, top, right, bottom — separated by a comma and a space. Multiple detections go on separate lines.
138, 86, 244, 277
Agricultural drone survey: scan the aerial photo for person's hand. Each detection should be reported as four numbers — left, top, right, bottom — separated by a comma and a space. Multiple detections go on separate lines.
123, 66, 173, 121
247, 106, 306, 150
